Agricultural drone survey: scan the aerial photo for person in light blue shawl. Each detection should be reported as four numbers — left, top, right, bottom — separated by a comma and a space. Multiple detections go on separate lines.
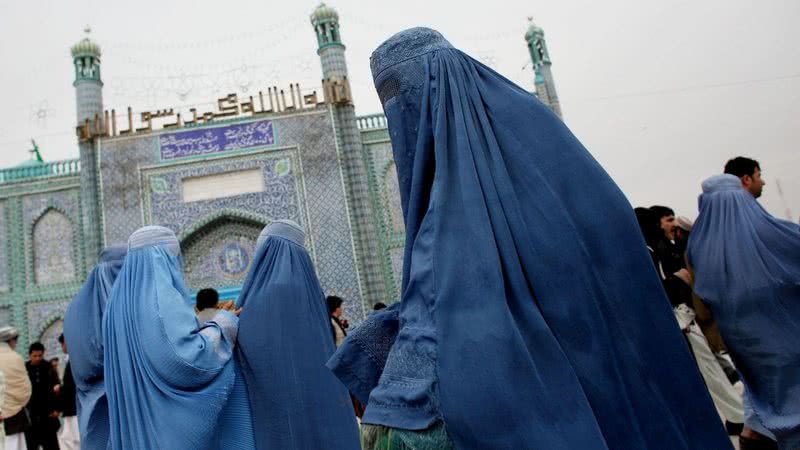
103, 225, 240, 450
235, 219, 360, 450
329, 27, 732, 449
688, 174, 800, 449
63, 245, 126, 450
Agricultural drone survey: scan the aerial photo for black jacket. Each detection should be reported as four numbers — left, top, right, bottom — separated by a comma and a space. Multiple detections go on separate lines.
25, 361, 59, 421
60, 361, 77, 417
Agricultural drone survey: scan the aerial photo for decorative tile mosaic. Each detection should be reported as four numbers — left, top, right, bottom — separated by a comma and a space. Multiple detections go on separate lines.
40, 319, 66, 375
98, 135, 155, 245
33, 210, 76, 285
332, 105, 386, 309
0, 201, 7, 292
389, 247, 405, 301
183, 222, 262, 291
142, 150, 303, 233
27, 299, 69, 347
362, 138, 406, 301
78, 141, 103, 270
22, 189, 81, 287
99, 111, 366, 321
383, 163, 405, 235
0, 305, 11, 326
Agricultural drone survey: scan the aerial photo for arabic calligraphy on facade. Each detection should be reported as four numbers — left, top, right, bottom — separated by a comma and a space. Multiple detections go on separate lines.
160, 120, 274, 160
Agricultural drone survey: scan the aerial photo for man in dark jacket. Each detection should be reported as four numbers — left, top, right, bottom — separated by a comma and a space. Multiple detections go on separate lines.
25, 341, 60, 450
57, 334, 79, 449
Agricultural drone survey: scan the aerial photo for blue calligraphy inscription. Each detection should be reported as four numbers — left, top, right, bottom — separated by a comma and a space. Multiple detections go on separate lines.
159, 120, 274, 160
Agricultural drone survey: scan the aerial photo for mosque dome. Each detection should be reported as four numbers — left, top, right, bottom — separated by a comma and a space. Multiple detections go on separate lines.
71, 26, 101, 58
524, 19, 544, 41
311, 3, 339, 25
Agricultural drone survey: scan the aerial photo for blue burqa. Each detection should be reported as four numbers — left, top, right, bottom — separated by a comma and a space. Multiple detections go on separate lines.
688, 174, 800, 449
103, 226, 241, 450
235, 220, 360, 450
63, 246, 126, 450
327, 303, 400, 406
338, 28, 731, 449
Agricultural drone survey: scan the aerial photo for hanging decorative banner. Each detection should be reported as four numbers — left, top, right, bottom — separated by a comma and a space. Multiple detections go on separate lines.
159, 119, 274, 161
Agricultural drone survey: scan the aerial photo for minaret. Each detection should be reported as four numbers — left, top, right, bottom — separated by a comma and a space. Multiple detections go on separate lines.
525, 19, 562, 118
311, 3, 386, 312
71, 27, 104, 270
311, 3, 347, 78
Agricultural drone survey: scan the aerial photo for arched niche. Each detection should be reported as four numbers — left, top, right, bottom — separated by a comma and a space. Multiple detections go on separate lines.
32, 209, 75, 285
181, 213, 267, 292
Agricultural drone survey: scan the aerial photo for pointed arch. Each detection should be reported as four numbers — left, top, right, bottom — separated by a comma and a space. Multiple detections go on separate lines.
180, 210, 269, 291
32, 207, 76, 285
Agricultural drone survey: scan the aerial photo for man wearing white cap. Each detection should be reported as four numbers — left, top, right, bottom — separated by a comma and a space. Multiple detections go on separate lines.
0, 326, 32, 450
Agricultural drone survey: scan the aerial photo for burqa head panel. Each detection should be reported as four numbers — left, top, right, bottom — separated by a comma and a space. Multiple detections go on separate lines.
236, 220, 360, 450
63, 245, 126, 450
363, 27, 731, 449
103, 225, 238, 450
688, 174, 800, 447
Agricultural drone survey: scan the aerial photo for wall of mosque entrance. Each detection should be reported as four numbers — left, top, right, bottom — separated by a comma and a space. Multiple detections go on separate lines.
1, 108, 405, 356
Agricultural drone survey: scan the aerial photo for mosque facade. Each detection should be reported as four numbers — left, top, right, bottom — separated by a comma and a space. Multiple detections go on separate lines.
0, 4, 561, 358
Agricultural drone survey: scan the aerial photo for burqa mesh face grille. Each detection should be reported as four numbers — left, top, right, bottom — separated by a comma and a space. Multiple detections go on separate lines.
377, 60, 426, 108
378, 78, 401, 106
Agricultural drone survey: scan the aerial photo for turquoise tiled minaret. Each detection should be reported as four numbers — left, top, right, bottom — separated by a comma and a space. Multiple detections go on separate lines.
71, 27, 103, 268
525, 19, 562, 118
311, 3, 386, 310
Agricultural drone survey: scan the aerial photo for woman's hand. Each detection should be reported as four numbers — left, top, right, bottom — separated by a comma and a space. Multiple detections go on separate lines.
218, 300, 243, 316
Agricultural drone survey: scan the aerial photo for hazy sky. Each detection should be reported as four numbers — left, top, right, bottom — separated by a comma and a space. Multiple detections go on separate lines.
1, 0, 798, 220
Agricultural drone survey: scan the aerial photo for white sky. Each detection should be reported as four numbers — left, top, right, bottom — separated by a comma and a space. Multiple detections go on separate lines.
1, 0, 798, 220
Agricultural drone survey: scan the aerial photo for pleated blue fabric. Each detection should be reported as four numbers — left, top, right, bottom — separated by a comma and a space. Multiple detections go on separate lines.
235, 220, 360, 449
63, 246, 126, 450
337, 27, 732, 449
688, 174, 800, 449
103, 226, 240, 450
327, 303, 400, 405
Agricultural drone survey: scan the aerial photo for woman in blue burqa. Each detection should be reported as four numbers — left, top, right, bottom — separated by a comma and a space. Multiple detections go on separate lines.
688, 174, 800, 450
102, 225, 247, 449
235, 219, 360, 449
63, 245, 126, 450
329, 28, 732, 449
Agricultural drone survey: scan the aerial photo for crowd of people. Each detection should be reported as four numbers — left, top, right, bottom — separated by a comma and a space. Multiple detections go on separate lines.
0, 330, 78, 450
0, 27, 796, 450
634, 156, 796, 450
